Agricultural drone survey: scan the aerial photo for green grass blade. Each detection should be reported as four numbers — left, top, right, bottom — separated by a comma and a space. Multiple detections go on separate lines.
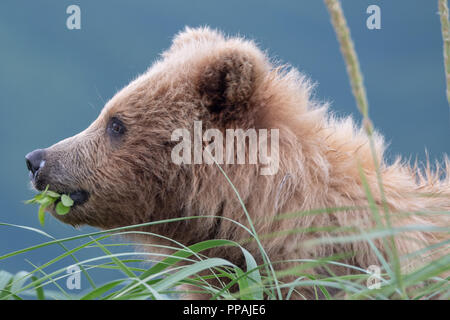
153, 258, 234, 293
80, 279, 125, 300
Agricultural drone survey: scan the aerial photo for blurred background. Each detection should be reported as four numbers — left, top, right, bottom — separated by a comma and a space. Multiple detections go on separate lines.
0, 0, 449, 292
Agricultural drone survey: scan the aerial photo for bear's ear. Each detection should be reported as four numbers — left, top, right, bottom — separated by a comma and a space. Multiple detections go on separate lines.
197, 49, 256, 121
170, 26, 224, 52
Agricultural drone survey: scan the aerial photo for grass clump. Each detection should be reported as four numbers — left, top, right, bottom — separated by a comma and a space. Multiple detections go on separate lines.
0, 209, 448, 300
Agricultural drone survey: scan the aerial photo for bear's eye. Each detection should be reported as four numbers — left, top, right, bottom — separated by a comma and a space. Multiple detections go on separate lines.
107, 117, 126, 137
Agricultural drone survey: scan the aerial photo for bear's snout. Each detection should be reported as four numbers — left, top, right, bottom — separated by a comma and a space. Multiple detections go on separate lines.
25, 147, 91, 209
25, 149, 46, 183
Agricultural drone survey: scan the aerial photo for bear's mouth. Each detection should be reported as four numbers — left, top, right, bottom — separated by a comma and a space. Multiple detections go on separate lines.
31, 176, 90, 209
53, 190, 89, 215
49, 189, 90, 208
64, 190, 90, 207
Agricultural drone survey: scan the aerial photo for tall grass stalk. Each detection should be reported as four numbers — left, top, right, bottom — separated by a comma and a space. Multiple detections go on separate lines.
439, 0, 450, 106
324, 0, 405, 296
323, 0, 369, 121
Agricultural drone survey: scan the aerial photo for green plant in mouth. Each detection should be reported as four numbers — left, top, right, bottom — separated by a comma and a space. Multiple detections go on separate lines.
25, 185, 74, 226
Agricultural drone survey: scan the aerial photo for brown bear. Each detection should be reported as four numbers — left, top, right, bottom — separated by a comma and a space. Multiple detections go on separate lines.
25, 27, 449, 299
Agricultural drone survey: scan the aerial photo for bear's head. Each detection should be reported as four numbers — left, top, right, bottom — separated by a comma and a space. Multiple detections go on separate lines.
25, 27, 310, 230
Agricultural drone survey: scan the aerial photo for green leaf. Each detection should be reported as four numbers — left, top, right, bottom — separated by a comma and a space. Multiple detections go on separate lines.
55, 202, 70, 215
24, 185, 60, 205
37, 196, 55, 206
61, 194, 74, 207
36, 196, 57, 226
45, 190, 61, 199
25, 193, 46, 204
38, 206, 46, 226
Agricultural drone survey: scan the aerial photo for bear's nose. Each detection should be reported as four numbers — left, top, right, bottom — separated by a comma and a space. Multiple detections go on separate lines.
25, 149, 46, 176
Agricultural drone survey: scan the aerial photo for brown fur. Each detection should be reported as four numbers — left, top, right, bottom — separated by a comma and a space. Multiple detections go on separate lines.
35, 27, 449, 299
